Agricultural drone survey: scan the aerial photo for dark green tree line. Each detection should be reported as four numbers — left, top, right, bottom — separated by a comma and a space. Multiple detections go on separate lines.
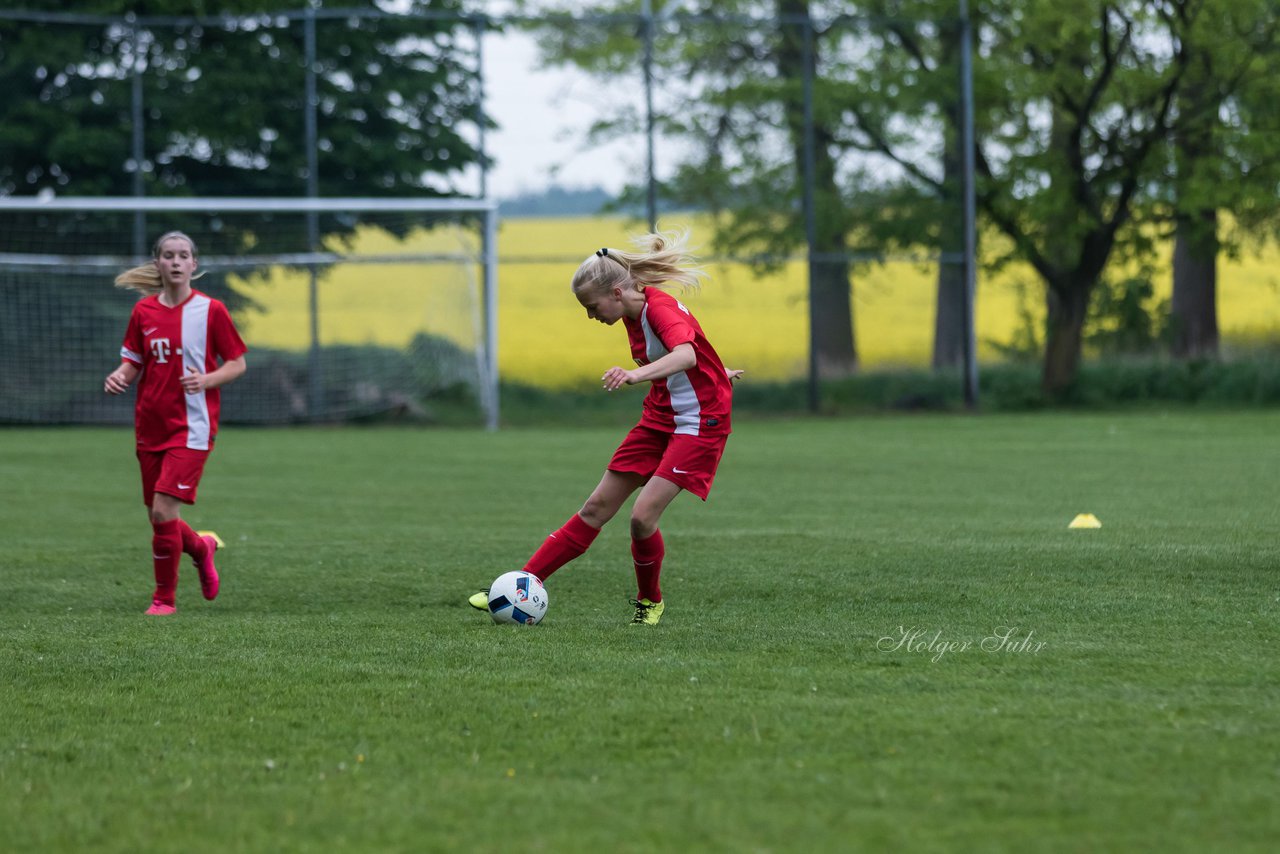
0, 0, 486, 260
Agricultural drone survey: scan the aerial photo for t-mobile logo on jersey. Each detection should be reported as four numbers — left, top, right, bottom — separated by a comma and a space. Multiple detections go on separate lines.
150, 338, 172, 363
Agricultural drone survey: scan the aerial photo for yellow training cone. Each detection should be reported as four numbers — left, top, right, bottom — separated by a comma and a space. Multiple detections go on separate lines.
1069, 513, 1102, 529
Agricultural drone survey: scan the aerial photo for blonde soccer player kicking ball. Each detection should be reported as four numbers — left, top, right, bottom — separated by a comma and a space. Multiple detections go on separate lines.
104, 231, 247, 615
470, 230, 742, 625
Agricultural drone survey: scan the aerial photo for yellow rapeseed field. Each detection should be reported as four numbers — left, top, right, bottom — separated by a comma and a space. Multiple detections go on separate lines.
233, 213, 1280, 387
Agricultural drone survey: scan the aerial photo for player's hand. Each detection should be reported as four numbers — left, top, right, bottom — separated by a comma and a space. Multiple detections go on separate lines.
727, 368, 745, 383
601, 366, 636, 391
180, 365, 205, 395
103, 370, 131, 395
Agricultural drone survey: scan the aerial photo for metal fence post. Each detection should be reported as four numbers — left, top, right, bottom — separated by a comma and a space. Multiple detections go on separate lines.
129, 14, 146, 257
642, 0, 658, 231
960, 0, 980, 409
304, 3, 322, 420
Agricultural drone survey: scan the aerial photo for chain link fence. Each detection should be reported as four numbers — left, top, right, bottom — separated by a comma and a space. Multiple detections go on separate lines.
2, 4, 989, 422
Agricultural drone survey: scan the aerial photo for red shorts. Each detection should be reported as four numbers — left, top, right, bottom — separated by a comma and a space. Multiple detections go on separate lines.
608, 425, 729, 500
137, 447, 211, 506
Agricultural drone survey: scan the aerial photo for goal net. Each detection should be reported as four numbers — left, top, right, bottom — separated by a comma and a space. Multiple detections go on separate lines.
0, 196, 500, 429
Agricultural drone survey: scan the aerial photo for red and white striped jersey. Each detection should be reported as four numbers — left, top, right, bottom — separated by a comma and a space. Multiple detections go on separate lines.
120, 290, 247, 451
623, 287, 732, 437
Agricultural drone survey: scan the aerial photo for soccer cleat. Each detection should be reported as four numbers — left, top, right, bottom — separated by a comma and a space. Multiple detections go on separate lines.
629, 597, 665, 626
194, 531, 224, 601
468, 590, 489, 611
145, 600, 177, 616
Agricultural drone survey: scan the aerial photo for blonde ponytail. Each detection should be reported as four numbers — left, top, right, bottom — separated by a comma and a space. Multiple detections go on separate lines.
571, 228, 706, 299
114, 263, 164, 296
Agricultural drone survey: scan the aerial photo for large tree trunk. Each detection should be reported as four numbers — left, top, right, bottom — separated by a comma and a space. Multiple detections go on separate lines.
778, 0, 858, 377
1170, 67, 1220, 360
1042, 282, 1092, 395
1037, 100, 1115, 396
932, 261, 966, 370
1171, 209, 1219, 358
932, 138, 965, 369
811, 253, 858, 377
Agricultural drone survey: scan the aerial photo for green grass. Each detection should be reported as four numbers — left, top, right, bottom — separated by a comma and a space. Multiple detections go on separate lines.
2, 412, 1278, 852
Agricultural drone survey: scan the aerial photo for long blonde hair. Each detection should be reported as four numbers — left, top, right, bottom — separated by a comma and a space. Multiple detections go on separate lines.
114, 230, 203, 295
571, 229, 706, 299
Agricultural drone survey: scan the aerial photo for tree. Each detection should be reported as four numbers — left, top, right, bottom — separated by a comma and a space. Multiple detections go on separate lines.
0, 0, 485, 199
529, 0, 861, 377
1166, 0, 1280, 359
0, 0, 486, 249
816, 1, 977, 370
776, 1, 858, 375
852, 0, 1277, 385
1170, 67, 1223, 359
972, 0, 1191, 393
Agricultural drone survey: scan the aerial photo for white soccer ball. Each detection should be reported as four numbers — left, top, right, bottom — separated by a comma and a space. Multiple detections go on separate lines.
487, 571, 549, 625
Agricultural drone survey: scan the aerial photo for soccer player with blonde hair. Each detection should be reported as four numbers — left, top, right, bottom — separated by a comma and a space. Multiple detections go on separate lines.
104, 231, 247, 615
471, 230, 741, 625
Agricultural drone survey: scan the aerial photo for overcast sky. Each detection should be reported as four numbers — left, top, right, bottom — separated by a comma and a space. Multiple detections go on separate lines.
474, 27, 642, 199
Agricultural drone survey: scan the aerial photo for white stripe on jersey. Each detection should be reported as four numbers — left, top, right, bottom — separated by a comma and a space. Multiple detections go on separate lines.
641, 305, 702, 435
182, 295, 212, 450
667, 372, 702, 435
121, 346, 142, 363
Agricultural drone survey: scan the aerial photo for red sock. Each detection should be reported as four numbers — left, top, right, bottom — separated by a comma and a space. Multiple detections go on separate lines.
522, 513, 601, 581
176, 520, 209, 559
150, 519, 183, 606
632, 529, 664, 603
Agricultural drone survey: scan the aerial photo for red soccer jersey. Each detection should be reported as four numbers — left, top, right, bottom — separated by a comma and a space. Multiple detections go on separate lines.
119, 290, 247, 451
623, 287, 732, 437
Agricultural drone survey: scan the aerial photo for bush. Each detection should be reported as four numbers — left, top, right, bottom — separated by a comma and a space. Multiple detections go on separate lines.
494, 356, 1280, 425
774, 357, 1280, 417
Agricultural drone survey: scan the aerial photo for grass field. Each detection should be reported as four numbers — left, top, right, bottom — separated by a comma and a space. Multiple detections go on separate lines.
2, 412, 1278, 852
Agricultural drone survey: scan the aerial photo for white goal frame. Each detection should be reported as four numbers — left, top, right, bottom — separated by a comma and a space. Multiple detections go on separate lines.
0, 195, 502, 430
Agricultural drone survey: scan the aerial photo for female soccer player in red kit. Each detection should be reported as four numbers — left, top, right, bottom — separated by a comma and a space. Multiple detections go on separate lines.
104, 232, 247, 615
470, 230, 741, 625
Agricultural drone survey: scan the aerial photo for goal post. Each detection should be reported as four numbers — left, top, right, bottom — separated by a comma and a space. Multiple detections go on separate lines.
0, 196, 501, 430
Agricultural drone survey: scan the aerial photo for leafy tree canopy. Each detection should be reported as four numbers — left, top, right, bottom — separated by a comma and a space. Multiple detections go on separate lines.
0, 0, 485, 203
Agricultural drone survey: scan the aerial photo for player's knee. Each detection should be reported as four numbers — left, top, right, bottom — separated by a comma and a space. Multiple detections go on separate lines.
630, 514, 658, 541
149, 499, 181, 525
579, 496, 617, 528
